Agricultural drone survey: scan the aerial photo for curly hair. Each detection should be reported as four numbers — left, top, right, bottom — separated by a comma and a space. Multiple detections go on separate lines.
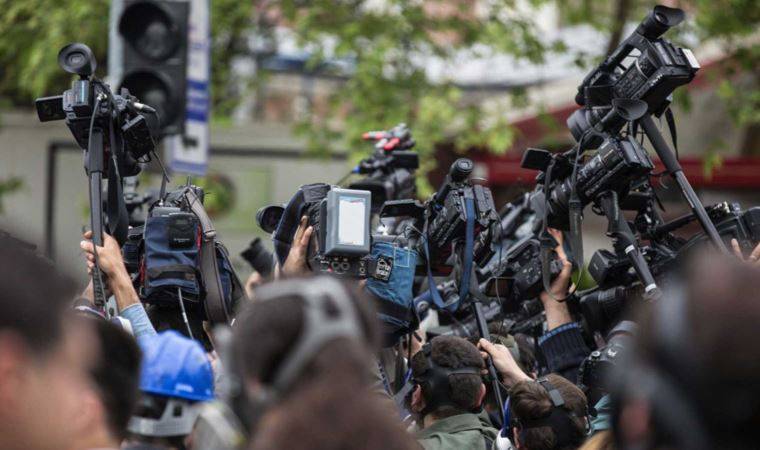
410, 335, 485, 419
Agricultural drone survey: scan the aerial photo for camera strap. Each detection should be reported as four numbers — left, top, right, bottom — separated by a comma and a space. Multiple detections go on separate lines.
459, 194, 476, 305
183, 188, 230, 324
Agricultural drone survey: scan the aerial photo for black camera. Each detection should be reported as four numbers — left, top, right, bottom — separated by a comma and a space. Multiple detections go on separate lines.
35, 43, 158, 176
348, 123, 419, 213
426, 159, 499, 270
522, 135, 654, 230
567, 6, 699, 145
240, 237, 274, 278
579, 321, 637, 395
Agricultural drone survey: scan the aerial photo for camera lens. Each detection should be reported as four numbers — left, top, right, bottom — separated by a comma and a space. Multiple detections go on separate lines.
67, 52, 85, 68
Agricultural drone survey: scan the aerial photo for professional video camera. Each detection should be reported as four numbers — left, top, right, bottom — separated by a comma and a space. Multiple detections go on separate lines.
347, 123, 419, 213
567, 5, 727, 253
36, 43, 157, 175
577, 202, 760, 335
35, 42, 160, 310
567, 5, 699, 144
383, 158, 505, 415
383, 158, 498, 274
522, 132, 654, 231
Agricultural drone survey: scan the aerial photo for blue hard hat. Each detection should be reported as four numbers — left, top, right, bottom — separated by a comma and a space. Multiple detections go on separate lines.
138, 330, 214, 402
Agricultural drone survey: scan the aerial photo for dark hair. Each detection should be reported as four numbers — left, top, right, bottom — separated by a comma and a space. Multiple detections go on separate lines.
509, 374, 587, 450
410, 335, 485, 419
628, 253, 760, 448
233, 278, 417, 449
0, 234, 76, 355
88, 318, 142, 440
231, 278, 378, 387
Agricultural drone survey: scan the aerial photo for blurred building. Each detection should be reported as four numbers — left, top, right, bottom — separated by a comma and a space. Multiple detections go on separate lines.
0, 0, 757, 279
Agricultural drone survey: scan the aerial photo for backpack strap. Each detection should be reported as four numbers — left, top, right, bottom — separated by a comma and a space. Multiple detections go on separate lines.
183, 188, 230, 324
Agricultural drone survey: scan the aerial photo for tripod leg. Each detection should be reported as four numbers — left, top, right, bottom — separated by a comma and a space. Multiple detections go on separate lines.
598, 192, 660, 297
639, 115, 727, 253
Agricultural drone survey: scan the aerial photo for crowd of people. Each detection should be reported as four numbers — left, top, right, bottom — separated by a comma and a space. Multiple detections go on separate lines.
1, 208, 759, 450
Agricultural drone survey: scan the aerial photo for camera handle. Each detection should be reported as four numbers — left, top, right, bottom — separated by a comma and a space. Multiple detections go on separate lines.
597, 191, 660, 298
639, 115, 728, 253
86, 125, 108, 310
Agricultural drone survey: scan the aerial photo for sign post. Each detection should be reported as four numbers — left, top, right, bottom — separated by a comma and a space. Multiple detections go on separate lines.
167, 0, 211, 175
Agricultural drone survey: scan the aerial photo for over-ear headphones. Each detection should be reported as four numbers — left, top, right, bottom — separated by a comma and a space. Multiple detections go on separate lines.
410, 341, 484, 416
511, 377, 588, 448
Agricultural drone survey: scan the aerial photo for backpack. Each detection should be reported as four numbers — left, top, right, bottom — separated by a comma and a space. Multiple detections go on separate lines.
138, 185, 245, 324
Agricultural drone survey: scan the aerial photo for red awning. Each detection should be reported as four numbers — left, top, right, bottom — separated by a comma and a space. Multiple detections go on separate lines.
476, 154, 760, 189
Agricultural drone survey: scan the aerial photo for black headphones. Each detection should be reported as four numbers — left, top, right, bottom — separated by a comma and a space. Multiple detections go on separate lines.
410, 342, 484, 416
511, 377, 588, 448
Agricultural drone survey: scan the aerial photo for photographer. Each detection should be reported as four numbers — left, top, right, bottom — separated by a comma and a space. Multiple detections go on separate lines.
409, 335, 499, 450
80, 231, 158, 341
613, 252, 760, 450
0, 234, 96, 450
230, 276, 418, 450
509, 375, 589, 450
67, 316, 142, 450
124, 331, 215, 450
478, 340, 589, 450
535, 229, 590, 384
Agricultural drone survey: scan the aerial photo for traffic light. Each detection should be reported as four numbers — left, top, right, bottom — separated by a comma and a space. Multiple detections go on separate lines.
117, 0, 189, 137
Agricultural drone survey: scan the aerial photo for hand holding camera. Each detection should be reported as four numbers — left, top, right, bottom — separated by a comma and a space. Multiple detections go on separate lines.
281, 216, 314, 277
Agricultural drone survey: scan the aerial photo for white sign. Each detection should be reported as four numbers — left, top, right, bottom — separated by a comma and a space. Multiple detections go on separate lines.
168, 0, 210, 175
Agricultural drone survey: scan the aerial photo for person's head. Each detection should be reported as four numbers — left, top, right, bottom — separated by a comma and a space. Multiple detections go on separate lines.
510, 374, 588, 450
231, 276, 378, 429
128, 331, 214, 449
614, 252, 760, 450
0, 236, 96, 450
70, 317, 142, 448
235, 276, 417, 450
409, 335, 486, 423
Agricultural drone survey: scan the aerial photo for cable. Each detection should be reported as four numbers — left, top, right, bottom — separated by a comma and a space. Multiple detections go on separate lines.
177, 287, 195, 339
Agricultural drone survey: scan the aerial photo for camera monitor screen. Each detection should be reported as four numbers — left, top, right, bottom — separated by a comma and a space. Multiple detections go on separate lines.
338, 197, 367, 246
324, 188, 372, 256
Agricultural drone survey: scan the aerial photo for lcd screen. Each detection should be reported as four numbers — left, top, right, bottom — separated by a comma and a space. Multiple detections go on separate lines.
338, 197, 367, 246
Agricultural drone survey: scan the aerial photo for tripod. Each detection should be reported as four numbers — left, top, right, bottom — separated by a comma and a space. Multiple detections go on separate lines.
639, 115, 728, 253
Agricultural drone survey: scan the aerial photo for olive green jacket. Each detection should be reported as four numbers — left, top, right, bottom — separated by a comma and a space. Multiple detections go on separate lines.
416, 413, 499, 450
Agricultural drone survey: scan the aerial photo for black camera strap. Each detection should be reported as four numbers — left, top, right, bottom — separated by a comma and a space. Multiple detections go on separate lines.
183, 188, 230, 324
106, 108, 129, 246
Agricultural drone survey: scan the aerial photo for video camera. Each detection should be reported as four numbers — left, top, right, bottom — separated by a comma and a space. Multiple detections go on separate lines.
35, 42, 161, 310
567, 5, 700, 145
383, 158, 498, 274
521, 133, 654, 230
36, 43, 158, 176
348, 123, 419, 212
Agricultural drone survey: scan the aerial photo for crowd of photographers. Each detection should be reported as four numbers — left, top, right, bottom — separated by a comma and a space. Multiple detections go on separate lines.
2, 196, 760, 450
8, 4, 760, 450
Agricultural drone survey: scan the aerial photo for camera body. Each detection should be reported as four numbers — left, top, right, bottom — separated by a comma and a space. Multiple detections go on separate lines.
523, 135, 654, 230
424, 159, 498, 271
35, 43, 157, 176
349, 123, 419, 212
579, 321, 637, 394
567, 6, 699, 143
